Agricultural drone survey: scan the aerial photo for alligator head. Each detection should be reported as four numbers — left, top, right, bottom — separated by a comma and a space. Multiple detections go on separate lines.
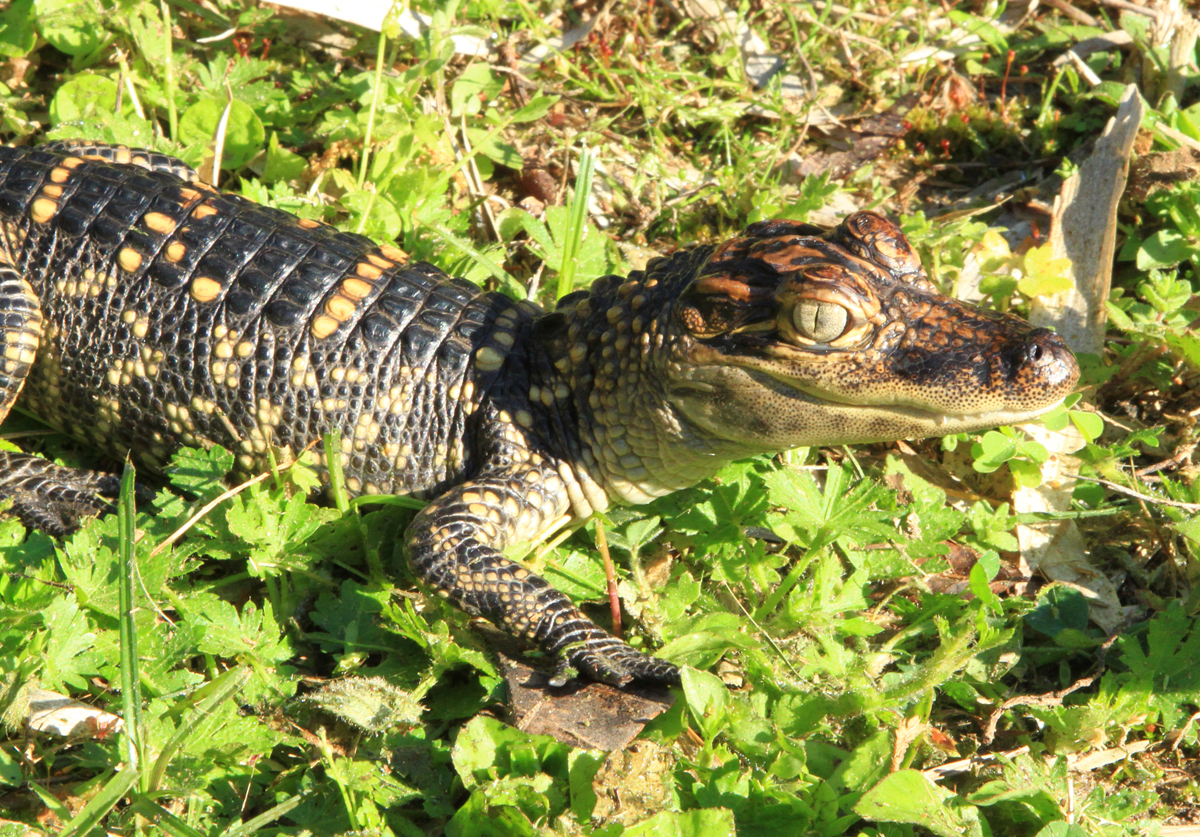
543, 212, 1080, 505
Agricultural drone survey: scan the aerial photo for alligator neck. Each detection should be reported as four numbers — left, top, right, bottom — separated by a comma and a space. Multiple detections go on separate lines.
528, 255, 758, 515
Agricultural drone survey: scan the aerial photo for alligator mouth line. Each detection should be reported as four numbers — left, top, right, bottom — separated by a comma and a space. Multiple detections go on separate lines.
752, 367, 1064, 424
689, 347, 1055, 422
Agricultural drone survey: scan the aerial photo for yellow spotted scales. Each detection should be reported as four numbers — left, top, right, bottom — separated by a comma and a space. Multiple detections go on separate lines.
0, 142, 1079, 686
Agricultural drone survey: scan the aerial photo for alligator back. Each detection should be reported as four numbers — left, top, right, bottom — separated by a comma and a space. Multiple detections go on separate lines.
0, 144, 529, 497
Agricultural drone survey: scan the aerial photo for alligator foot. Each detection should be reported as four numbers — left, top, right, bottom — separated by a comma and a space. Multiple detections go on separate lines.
0, 451, 123, 536
558, 637, 682, 689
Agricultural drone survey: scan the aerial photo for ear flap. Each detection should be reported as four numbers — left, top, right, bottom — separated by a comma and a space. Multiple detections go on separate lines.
675, 275, 772, 337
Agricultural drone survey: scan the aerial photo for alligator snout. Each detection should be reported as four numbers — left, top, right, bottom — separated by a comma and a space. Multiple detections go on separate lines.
1005, 328, 1080, 406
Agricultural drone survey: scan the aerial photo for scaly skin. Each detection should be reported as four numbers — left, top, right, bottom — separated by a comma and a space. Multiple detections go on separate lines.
0, 142, 1079, 686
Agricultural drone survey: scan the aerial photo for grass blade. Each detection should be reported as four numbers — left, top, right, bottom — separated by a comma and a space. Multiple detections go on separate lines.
147, 665, 253, 793
425, 221, 521, 295
323, 429, 351, 515
219, 792, 306, 836
556, 145, 596, 300
127, 798, 208, 837
58, 767, 139, 837
358, 28, 388, 190
160, 0, 178, 141
117, 458, 144, 778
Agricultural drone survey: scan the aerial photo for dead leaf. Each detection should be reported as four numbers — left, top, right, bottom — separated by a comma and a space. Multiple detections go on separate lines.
1030, 83, 1143, 355
24, 688, 124, 740
268, 0, 491, 55
487, 629, 675, 750
1016, 84, 1144, 637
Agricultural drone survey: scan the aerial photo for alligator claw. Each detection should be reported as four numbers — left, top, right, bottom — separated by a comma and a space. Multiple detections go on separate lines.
566, 641, 681, 689
548, 658, 578, 689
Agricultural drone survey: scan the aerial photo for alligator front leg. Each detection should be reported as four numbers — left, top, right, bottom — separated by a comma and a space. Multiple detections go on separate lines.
405, 467, 681, 688
0, 262, 116, 534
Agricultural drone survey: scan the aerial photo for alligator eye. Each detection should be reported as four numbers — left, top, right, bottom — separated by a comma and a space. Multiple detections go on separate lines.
793, 300, 849, 343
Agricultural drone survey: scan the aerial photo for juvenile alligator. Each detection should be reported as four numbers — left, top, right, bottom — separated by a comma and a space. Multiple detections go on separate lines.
0, 142, 1080, 687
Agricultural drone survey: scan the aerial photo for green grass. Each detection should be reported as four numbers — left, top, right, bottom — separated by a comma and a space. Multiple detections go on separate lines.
1, 0, 1200, 834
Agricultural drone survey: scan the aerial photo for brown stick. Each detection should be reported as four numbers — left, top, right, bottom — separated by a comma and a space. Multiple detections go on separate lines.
596, 519, 622, 639
1042, 0, 1101, 27
1094, 0, 1161, 19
